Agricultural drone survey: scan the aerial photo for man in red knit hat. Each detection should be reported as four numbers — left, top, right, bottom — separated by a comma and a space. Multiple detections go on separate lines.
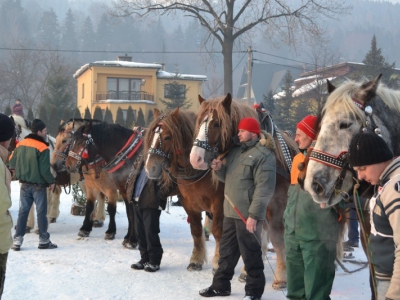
283, 115, 340, 300
200, 117, 276, 300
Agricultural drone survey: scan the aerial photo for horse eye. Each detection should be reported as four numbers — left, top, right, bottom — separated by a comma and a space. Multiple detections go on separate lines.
62, 139, 67, 143
339, 122, 352, 129
164, 136, 171, 141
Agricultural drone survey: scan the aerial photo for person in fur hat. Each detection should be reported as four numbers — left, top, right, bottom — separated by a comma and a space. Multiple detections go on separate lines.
283, 115, 340, 300
0, 114, 14, 297
199, 117, 276, 300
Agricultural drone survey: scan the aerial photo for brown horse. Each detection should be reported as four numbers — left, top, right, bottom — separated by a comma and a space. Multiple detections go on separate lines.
190, 94, 299, 289
51, 119, 110, 235
144, 107, 225, 272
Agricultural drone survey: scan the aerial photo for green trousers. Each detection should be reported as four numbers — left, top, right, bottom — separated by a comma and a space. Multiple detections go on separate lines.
0, 252, 8, 299
284, 234, 337, 300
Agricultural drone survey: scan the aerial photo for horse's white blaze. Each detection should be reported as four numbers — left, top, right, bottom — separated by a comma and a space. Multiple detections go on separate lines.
190, 115, 209, 170
145, 127, 161, 174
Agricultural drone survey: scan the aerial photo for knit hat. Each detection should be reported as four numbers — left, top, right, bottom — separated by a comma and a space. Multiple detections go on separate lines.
348, 132, 394, 167
297, 115, 317, 139
0, 113, 15, 142
31, 119, 46, 133
238, 117, 260, 135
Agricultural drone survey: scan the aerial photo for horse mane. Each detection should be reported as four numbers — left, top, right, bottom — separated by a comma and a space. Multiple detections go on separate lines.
12, 115, 30, 130
323, 79, 400, 122
145, 109, 197, 188
195, 97, 258, 150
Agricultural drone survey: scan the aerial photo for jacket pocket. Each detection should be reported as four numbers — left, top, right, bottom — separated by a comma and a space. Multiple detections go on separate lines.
241, 158, 254, 179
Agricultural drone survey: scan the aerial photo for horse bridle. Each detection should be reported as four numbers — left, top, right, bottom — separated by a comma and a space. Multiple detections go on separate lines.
68, 133, 95, 169
147, 124, 171, 160
192, 111, 220, 164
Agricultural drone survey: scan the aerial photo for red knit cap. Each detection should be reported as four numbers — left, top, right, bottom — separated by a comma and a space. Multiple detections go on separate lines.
238, 117, 260, 135
297, 115, 317, 139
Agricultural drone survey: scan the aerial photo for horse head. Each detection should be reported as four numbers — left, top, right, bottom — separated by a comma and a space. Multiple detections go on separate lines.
304, 74, 400, 207
65, 121, 97, 173
145, 107, 196, 181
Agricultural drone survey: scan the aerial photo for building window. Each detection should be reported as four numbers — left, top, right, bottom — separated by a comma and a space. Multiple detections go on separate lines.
107, 77, 142, 100
82, 83, 84, 98
164, 83, 186, 99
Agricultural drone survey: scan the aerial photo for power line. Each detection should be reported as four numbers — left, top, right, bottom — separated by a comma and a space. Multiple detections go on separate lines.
252, 58, 306, 71
253, 50, 315, 67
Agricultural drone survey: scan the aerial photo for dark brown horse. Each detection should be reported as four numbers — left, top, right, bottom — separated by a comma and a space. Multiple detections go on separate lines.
64, 122, 142, 249
52, 119, 112, 239
190, 94, 299, 289
144, 107, 225, 272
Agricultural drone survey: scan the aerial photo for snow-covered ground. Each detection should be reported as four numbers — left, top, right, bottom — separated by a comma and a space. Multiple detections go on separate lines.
4, 181, 371, 299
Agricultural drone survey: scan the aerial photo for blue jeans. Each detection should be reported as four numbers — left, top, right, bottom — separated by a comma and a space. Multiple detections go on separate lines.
14, 184, 50, 244
348, 209, 359, 243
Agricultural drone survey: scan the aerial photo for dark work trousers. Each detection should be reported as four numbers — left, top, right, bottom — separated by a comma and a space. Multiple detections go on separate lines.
0, 252, 8, 299
133, 205, 163, 265
212, 217, 265, 298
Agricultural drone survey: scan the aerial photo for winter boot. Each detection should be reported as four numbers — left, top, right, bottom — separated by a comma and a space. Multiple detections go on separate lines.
144, 263, 160, 272
131, 261, 148, 270
38, 241, 57, 249
12, 236, 23, 251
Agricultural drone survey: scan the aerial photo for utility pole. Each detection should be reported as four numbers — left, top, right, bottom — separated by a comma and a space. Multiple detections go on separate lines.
246, 46, 252, 105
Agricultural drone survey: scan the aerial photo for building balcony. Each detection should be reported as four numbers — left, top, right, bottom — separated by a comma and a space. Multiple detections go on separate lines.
96, 91, 154, 102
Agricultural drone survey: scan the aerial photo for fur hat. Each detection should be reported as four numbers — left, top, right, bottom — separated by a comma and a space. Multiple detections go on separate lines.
348, 132, 394, 167
31, 119, 46, 133
0, 113, 15, 142
297, 115, 317, 139
238, 117, 260, 135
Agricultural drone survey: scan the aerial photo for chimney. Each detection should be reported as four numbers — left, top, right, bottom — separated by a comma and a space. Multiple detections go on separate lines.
117, 54, 132, 62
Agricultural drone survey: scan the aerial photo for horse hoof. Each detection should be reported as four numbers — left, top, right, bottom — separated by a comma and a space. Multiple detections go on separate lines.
122, 239, 137, 249
272, 281, 287, 290
93, 220, 104, 228
78, 230, 90, 237
238, 273, 246, 283
49, 217, 56, 223
187, 263, 202, 271
104, 233, 115, 240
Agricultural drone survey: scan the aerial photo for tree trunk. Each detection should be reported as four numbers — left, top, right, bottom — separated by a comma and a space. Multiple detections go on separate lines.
222, 38, 234, 95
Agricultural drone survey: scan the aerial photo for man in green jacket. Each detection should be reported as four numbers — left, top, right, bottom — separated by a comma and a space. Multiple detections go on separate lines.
283, 115, 340, 300
199, 117, 276, 300
9, 119, 56, 251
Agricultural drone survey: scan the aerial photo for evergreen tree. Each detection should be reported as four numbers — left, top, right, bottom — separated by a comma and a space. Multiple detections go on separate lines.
38, 104, 48, 126
79, 16, 96, 61
37, 8, 60, 48
136, 108, 146, 127
84, 107, 91, 119
94, 14, 113, 60
60, 9, 77, 54
159, 78, 192, 110
362, 35, 396, 86
125, 106, 135, 128
42, 64, 74, 120
275, 70, 294, 130
4, 106, 11, 115
47, 106, 59, 136
93, 106, 103, 121
263, 90, 276, 116
62, 108, 71, 123
27, 107, 34, 120
115, 107, 125, 126
104, 107, 113, 123
74, 107, 82, 119
0, 0, 29, 47
146, 109, 154, 126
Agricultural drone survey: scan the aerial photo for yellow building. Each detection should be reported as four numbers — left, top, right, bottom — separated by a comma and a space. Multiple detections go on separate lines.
73, 55, 207, 123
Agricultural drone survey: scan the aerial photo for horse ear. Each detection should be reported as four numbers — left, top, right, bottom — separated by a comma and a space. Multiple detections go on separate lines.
221, 93, 232, 114
60, 119, 64, 125
326, 79, 336, 94
172, 107, 180, 119
198, 95, 206, 104
359, 74, 382, 103
154, 108, 161, 119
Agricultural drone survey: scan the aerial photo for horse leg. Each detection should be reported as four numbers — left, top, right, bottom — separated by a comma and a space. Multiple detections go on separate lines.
104, 199, 116, 240
93, 193, 106, 228
78, 198, 95, 237
47, 186, 61, 223
210, 206, 223, 273
204, 214, 212, 241
186, 211, 206, 271
122, 200, 138, 249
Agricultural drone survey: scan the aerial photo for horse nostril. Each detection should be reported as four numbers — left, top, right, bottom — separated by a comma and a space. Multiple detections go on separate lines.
312, 180, 325, 196
196, 156, 203, 164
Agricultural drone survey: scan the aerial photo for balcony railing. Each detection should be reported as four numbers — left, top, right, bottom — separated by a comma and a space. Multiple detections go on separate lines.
96, 91, 154, 102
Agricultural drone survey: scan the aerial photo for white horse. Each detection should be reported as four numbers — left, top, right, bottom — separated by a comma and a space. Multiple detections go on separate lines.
11, 115, 105, 230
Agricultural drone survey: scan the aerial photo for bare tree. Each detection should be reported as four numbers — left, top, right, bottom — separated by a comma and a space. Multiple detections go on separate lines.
111, 0, 350, 94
